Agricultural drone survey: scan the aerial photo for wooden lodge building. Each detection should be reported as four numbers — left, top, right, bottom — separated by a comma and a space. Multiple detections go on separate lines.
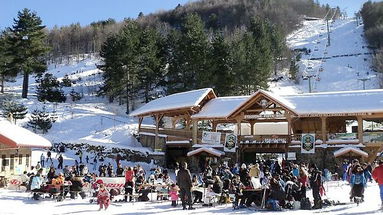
130, 88, 383, 171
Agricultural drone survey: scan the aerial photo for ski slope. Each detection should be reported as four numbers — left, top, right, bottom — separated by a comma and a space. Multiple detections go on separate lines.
272, 17, 380, 95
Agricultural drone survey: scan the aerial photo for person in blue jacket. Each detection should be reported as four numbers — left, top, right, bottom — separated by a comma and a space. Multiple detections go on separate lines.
350, 166, 367, 202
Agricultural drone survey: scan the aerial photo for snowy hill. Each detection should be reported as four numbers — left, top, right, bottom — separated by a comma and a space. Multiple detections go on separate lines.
0, 17, 381, 167
271, 17, 380, 94
1, 56, 149, 156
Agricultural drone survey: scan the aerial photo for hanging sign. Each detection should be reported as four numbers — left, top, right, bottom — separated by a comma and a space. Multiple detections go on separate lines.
224, 133, 237, 152
301, 133, 315, 154
202, 131, 221, 145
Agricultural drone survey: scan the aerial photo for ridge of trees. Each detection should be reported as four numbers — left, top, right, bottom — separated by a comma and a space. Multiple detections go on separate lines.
45, 0, 335, 59
360, 1, 383, 84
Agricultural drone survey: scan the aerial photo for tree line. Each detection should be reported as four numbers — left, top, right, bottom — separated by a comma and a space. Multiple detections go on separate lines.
0, 0, 334, 102
99, 13, 287, 113
45, 0, 334, 62
360, 1, 383, 83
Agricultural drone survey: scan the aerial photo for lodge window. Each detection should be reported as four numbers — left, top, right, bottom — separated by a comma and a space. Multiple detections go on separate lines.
10, 154, 14, 170
18, 154, 23, 165
25, 154, 30, 167
1, 155, 7, 172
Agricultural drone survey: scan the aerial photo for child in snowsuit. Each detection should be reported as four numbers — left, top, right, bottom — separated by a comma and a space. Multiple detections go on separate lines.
169, 184, 179, 207
97, 184, 110, 210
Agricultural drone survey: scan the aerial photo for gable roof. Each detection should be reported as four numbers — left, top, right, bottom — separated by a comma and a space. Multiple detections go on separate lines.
129, 88, 216, 117
191, 96, 249, 119
282, 89, 383, 116
228, 90, 298, 118
0, 120, 52, 148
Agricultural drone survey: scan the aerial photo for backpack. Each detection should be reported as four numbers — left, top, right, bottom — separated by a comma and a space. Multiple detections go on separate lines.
300, 197, 312, 210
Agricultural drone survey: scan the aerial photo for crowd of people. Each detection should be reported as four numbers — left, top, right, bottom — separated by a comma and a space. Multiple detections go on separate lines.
18, 148, 383, 211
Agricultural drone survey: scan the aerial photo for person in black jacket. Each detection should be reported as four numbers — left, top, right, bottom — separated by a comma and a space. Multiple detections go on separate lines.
309, 164, 323, 209
176, 162, 194, 210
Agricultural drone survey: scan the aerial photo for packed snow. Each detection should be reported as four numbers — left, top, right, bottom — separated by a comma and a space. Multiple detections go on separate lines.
1, 181, 383, 214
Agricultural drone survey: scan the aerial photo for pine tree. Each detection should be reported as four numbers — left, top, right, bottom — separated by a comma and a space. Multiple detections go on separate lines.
1, 99, 28, 124
0, 30, 17, 93
36, 73, 66, 103
166, 13, 210, 94
28, 107, 52, 134
6, 9, 50, 98
135, 27, 165, 103
209, 33, 234, 96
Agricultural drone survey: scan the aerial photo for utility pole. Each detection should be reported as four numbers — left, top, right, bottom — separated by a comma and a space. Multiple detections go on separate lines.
358, 77, 369, 90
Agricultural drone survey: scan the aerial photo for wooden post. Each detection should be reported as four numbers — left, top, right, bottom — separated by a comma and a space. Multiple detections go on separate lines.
138, 117, 143, 132
236, 119, 242, 136
286, 115, 292, 155
192, 120, 198, 145
321, 116, 327, 144
357, 116, 364, 144
154, 114, 160, 151
249, 120, 255, 135
212, 121, 218, 132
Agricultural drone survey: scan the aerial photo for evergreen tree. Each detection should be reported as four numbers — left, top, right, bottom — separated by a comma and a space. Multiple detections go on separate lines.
166, 13, 210, 94
36, 73, 66, 103
0, 31, 17, 93
61, 74, 72, 87
249, 17, 273, 89
69, 88, 82, 102
209, 33, 234, 96
6, 9, 50, 98
135, 27, 166, 103
1, 99, 28, 124
28, 106, 53, 134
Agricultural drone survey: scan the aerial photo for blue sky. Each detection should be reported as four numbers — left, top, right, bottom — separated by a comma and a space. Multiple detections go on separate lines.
0, 0, 378, 30
0, 0, 193, 30
318, 0, 379, 16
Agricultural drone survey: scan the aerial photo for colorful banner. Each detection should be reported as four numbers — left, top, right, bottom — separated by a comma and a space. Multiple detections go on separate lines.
301, 133, 315, 154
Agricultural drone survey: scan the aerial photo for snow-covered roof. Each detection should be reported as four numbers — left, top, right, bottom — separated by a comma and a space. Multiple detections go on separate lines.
132, 88, 383, 119
0, 120, 52, 148
283, 89, 383, 116
187, 147, 224, 157
130, 88, 215, 117
191, 96, 249, 119
333, 147, 368, 158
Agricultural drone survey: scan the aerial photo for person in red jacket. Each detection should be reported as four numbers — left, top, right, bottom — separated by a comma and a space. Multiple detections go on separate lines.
372, 160, 383, 208
124, 166, 135, 202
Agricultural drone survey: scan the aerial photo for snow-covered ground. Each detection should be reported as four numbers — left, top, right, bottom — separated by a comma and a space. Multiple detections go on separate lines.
271, 17, 380, 95
0, 181, 382, 215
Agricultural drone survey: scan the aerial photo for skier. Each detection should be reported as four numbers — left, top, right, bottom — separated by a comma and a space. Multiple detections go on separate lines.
372, 160, 383, 209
